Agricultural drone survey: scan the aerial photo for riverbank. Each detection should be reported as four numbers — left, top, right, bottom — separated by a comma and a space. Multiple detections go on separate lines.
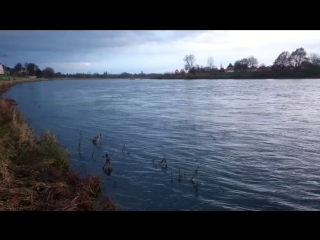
0, 80, 120, 210
153, 68, 320, 79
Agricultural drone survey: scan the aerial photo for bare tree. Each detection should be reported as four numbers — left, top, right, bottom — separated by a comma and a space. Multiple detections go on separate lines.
309, 53, 320, 66
207, 56, 214, 69
183, 55, 196, 71
273, 51, 290, 70
259, 63, 266, 68
247, 56, 258, 68
289, 47, 308, 69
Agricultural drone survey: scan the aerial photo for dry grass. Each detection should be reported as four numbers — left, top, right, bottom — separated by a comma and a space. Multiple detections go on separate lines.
0, 81, 120, 211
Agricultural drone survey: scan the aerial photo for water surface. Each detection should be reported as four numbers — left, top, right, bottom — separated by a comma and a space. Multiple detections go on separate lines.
4, 79, 320, 210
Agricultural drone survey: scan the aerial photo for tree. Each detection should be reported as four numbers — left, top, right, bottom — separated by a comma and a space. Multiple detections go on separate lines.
175, 69, 179, 75
247, 56, 258, 68
234, 61, 242, 72
183, 54, 196, 71
207, 56, 214, 69
259, 63, 266, 68
309, 53, 320, 67
23, 63, 38, 75
273, 51, 290, 70
14, 63, 22, 72
93, 72, 100, 77
227, 63, 233, 68
189, 67, 196, 75
271, 65, 281, 71
55, 72, 62, 77
234, 58, 249, 72
289, 47, 308, 69
42, 67, 55, 78
36, 69, 42, 78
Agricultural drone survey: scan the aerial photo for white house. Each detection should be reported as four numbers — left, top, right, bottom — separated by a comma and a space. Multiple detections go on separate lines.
0, 64, 4, 74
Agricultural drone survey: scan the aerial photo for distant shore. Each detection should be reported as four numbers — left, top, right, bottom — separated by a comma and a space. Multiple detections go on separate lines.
56, 68, 320, 80
1, 67, 320, 83
0, 79, 120, 211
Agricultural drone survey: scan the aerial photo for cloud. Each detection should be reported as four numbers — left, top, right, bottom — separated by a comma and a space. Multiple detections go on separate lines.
46, 61, 92, 68
0, 30, 209, 54
0, 30, 319, 73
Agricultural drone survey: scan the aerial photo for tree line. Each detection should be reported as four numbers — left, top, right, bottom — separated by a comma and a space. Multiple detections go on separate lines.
273, 48, 320, 70
7, 47, 320, 79
181, 47, 320, 75
50, 71, 154, 79
11, 62, 55, 78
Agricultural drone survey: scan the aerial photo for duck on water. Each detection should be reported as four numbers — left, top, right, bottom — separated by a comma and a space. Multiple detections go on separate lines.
92, 133, 102, 145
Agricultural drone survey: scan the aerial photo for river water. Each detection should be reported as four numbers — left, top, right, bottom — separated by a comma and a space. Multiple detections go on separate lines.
4, 79, 320, 210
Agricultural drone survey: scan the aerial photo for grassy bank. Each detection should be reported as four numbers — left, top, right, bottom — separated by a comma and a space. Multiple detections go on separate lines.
0, 80, 119, 210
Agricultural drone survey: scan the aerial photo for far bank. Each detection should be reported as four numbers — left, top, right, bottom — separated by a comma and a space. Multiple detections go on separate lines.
2, 68, 320, 83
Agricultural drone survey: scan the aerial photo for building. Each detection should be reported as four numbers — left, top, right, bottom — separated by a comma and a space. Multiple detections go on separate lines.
19, 67, 29, 74
249, 66, 258, 71
226, 66, 234, 72
225, 63, 234, 72
0, 64, 4, 74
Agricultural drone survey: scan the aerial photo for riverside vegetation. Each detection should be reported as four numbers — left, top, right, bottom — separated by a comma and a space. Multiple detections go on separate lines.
0, 79, 120, 211
3, 47, 320, 80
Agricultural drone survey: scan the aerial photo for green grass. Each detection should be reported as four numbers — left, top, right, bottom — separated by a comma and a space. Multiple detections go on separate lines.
36, 130, 70, 170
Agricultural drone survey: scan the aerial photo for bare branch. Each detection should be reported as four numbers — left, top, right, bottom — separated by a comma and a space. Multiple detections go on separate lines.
289, 48, 308, 69
273, 51, 290, 70
183, 54, 196, 71
247, 56, 258, 68
309, 53, 320, 66
207, 56, 214, 69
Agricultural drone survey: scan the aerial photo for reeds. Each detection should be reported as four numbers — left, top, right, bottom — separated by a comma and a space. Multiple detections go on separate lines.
0, 81, 120, 211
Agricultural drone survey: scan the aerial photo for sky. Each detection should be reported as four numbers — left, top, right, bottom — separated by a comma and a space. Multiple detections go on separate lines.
0, 30, 320, 74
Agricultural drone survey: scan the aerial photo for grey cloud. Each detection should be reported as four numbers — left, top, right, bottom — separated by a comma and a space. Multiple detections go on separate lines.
0, 30, 210, 54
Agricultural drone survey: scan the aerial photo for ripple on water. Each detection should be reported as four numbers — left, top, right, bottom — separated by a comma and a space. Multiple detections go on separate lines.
4, 79, 320, 210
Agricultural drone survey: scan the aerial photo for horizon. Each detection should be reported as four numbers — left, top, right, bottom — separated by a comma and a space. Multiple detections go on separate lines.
0, 30, 320, 74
